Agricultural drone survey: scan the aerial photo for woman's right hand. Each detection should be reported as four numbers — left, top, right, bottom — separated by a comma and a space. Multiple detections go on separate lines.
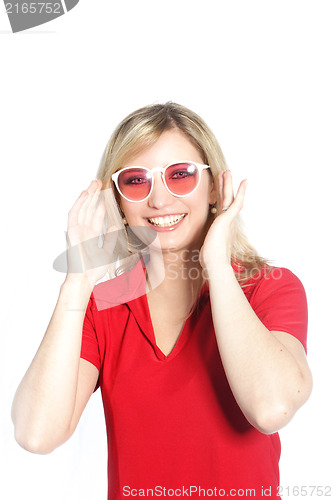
65, 179, 117, 287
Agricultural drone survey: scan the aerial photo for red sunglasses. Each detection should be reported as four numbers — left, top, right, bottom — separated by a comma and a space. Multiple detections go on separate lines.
112, 161, 210, 202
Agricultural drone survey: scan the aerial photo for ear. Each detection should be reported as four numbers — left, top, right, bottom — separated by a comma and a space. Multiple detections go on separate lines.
208, 177, 218, 205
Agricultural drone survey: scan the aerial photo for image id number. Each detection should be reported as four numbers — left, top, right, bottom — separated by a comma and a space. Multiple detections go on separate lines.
277, 486, 332, 496
5, 3, 62, 14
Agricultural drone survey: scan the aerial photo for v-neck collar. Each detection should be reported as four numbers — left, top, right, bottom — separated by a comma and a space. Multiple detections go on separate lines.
126, 271, 210, 362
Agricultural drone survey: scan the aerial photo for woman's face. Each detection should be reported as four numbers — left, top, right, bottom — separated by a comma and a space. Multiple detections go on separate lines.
119, 128, 216, 253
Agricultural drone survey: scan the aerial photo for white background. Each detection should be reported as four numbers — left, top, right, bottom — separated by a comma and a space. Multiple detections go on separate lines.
1, 1, 332, 499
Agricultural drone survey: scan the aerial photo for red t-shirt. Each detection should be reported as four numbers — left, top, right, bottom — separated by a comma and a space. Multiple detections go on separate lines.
80, 261, 307, 499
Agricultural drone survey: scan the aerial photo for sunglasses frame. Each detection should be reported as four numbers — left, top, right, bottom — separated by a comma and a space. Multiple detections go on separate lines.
111, 161, 210, 203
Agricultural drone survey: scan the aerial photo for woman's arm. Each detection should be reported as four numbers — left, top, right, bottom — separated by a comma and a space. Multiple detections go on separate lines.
12, 180, 114, 453
207, 264, 312, 434
12, 277, 99, 454
200, 170, 312, 434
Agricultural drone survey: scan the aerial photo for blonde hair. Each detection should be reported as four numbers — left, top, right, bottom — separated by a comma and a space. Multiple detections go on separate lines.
97, 102, 270, 286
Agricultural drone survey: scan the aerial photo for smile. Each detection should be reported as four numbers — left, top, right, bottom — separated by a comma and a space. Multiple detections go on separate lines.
147, 214, 186, 227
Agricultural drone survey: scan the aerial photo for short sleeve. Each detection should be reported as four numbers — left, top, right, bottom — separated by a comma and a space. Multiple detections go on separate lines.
80, 297, 101, 372
249, 267, 308, 353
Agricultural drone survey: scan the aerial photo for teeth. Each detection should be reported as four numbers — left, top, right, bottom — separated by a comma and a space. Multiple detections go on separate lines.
148, 214, 186, 227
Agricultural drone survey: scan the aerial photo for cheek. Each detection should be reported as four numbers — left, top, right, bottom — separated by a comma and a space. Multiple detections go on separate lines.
121, 201, 146, 223
120, 198, 133, 214
187, 196, 210, 226
192, 187, 212, 223
193, 183, 211, 209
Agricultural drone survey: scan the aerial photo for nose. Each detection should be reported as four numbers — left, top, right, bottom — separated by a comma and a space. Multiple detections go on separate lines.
147, 172, 174, 209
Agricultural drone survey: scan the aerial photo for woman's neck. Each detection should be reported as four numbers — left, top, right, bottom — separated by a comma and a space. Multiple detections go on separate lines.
145, 247, 204, 304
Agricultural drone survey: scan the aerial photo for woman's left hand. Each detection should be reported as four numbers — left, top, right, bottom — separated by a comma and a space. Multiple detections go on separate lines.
200, 170, 247, 272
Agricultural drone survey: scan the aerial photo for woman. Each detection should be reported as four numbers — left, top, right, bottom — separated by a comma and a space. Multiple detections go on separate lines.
12, 102, 312, 499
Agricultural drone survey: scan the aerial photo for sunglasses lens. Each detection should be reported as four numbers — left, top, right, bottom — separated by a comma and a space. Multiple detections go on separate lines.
117, 168, 152, 201
165, 163, 199, 196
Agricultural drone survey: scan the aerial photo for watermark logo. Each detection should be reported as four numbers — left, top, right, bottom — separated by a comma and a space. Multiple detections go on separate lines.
53, 225, 165, 311
4, 0, 79, 33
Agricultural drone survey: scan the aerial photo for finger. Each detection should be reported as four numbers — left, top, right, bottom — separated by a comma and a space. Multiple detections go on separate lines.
90, 196, 106, 233
85, 183, 104, 226
228, 179, 247, 214
221, 170, 234, 210
86, 179, 100, 195
78, 180, 101, 225
217, 171, 223, 206
68, 190, 89, 227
